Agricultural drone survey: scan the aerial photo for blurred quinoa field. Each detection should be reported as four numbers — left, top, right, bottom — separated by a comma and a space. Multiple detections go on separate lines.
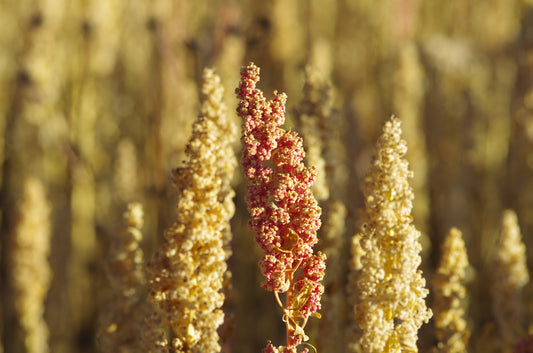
1, 1, 533, 353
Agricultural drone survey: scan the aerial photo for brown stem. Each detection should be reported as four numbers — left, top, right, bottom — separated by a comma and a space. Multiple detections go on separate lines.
286, 275, 294, 347
286, 258, 304, 348
272, 258, 305, 349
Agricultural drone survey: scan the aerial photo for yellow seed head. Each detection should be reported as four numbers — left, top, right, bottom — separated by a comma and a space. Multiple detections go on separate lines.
355, 117, 432, 353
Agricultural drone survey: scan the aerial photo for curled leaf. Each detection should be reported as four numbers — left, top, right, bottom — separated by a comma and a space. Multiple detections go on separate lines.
292, 281, 314, 311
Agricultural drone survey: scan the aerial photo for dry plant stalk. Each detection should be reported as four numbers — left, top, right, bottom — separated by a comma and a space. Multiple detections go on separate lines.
492, 210, 530, 349
98, 202, 146, 353
296, 66, 329, 202
11, 178, 52, 353
237, 63, 326, 353
393, 43, 430, 239
347, 233, 366, 353
296, 65, 348, 353
355, 117, 432, 353
145, 68, 236, 353
432, 227, 470, 353
114, 140, 140, 203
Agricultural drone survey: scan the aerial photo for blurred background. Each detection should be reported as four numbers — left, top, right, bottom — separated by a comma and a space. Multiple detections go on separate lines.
0, 0, 532, 352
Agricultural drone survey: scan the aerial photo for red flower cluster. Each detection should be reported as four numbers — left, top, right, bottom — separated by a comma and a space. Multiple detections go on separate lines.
516, 335, 533, 353
236, 63, 326, 351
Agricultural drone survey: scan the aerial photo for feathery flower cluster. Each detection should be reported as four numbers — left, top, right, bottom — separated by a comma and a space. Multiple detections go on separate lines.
236, 63, 326, 353
105, 202, 145, 300
432, 227, 470, 353
99, 202, 146, 353
11, 178, 51, 353
204, 66, 238, 347
146, 68, 235, 353
207, 66, 239, 261
493, 210, 530, 348
355, 117, 432, 353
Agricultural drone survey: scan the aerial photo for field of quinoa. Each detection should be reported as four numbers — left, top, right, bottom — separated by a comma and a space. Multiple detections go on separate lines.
1, 1, 532, 353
